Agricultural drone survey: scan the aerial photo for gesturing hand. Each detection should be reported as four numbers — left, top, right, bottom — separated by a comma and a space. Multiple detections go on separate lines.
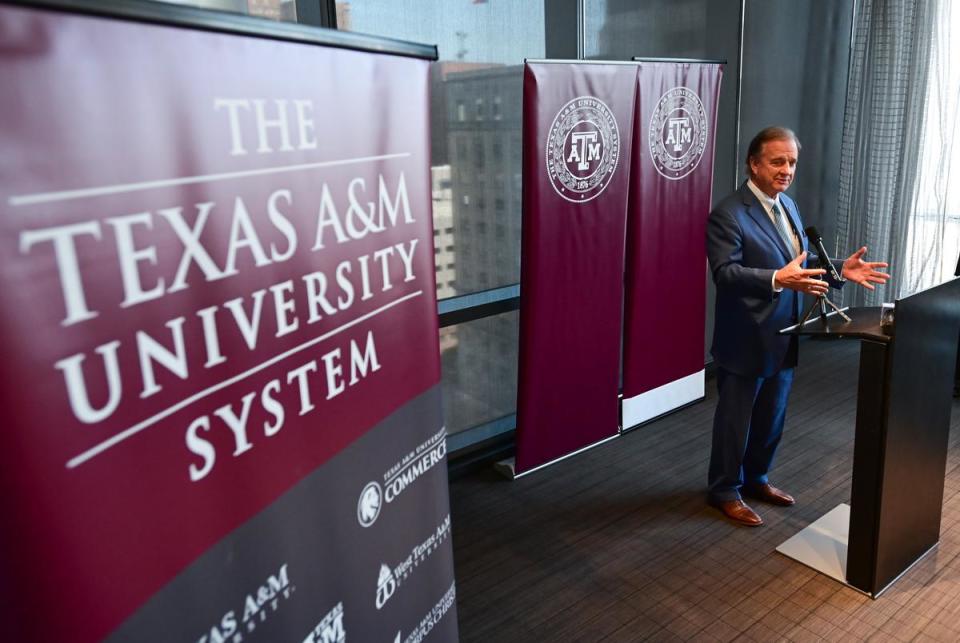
774, 251, 829, 296
842, 247, 891, 291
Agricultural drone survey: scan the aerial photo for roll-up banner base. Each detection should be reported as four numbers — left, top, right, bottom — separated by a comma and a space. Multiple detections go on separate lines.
494, 433, 620, 480
622, 370, 705, 430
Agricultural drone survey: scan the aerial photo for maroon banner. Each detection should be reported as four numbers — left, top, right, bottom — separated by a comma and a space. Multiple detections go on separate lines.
0, 6, 455, 643
622, 62, 723, 429
515, 62, 636, 474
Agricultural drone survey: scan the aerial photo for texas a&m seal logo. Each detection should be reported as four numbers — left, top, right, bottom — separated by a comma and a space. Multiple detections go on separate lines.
648, 86, 709, 180
545, 96, 620, 203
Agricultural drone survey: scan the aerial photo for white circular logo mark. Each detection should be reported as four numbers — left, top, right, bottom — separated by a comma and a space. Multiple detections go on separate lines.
648, 86, 709, 180
357, 481, 382, 527
545, 96, 620, 203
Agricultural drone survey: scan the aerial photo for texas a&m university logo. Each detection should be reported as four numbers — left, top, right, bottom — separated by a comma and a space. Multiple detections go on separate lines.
545, 96, 620, 203
648, 86, 709, 180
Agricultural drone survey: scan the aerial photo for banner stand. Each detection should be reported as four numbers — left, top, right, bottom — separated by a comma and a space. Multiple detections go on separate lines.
0, 5, 456, 642
513, 60, 638, 476
620, 58, 723, 434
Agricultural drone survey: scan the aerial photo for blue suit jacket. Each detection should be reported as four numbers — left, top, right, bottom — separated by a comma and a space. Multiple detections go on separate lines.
707, 182, 842, 377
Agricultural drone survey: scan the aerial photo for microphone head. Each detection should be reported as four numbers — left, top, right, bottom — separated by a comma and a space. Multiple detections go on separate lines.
804, 226, 822, 242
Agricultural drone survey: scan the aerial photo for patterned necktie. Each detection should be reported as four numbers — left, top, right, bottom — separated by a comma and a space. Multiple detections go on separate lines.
771, 202, 799, 257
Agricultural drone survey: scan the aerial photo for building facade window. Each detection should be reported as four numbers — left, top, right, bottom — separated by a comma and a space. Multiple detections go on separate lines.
336, 1, 543, 439
152, 0, 300, 22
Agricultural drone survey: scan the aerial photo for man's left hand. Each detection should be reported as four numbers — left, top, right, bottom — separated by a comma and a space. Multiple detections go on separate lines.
842, 246, 891, 291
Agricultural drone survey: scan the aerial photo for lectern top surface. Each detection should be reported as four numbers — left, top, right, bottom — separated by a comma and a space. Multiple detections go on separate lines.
779, 306, 891, 343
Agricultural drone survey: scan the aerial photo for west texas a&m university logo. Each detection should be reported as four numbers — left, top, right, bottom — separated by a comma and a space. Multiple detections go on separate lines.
648, 86, 709, 180
545, 96, 620, 203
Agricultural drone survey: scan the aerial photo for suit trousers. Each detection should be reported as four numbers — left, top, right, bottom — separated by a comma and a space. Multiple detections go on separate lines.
708, 366, 795, 502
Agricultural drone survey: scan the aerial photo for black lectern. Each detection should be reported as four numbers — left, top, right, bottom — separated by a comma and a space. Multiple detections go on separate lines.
777, 277, 960, 597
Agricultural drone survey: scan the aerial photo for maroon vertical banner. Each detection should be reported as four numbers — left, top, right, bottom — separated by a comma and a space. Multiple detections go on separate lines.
0, 5, 456, 643
514, 62, 636, 475
621, 62, 723, 429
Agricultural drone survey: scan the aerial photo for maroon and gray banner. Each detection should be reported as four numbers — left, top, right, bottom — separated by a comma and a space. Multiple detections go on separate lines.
622, 62, 722, 429
0, 5, 455, 642
516, 60, 722, 470
515, 62, 637, 474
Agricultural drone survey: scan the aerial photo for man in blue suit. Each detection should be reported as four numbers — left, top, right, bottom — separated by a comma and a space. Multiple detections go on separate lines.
706, 126, 889, 526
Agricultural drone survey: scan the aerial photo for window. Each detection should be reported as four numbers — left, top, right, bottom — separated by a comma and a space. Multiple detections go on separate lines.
337, 0, 543, 301
152, 0, 298, 22
337, 1, 544, 441
903, 0, 960, 294
438, 312, 519, 435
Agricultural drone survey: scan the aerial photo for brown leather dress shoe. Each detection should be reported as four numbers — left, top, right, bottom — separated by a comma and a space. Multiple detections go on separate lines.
710, 499, 763, 527
743, 483, 795, 506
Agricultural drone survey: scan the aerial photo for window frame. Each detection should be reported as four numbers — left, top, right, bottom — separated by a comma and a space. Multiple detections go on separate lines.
16, 0, 435, 59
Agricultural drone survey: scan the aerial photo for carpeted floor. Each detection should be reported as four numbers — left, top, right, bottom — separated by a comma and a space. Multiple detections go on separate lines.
450, 338, 960, 642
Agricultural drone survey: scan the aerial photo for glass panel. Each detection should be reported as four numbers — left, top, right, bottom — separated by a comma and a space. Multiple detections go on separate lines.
903, 0, 960, 294
585, 0, 710, 59
439, 311, 519, 435
583, 0, 740, 217
150, 0, 298, 23
339, 1, 546, 298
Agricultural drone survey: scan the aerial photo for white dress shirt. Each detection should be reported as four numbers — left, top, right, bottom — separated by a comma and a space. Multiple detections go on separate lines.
746, 179, 800, 291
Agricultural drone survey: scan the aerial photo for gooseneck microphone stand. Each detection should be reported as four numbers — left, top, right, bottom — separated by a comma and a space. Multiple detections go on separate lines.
798, 226, 851, 326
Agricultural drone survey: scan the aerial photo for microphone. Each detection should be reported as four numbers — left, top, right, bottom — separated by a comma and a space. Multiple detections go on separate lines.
804, 226, 843, 283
